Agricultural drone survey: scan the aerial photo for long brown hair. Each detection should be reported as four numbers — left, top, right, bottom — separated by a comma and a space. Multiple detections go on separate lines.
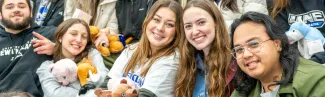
270, 0, 289, 18
53, 18, 93, 63
123, 0, 183, 77
176, 0, 232, 97
70, 0, 99, 24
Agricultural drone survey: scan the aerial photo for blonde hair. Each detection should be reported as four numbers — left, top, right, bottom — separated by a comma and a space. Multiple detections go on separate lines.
123, 0, 184, 77
270, 0, 289, 18
176, 0, 232, 97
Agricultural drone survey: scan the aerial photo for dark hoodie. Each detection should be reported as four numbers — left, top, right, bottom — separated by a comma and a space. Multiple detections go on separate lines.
0, 24, 56, 97
267, 0, 325, 36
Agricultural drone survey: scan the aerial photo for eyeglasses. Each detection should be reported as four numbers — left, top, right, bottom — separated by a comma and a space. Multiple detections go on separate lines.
231, 39, 271, 59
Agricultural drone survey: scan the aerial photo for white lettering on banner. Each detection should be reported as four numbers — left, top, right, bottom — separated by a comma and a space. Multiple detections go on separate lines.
288, 10, 325, 28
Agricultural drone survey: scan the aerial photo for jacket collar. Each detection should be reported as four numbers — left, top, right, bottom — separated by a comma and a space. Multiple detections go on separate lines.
100, 0, 117, 5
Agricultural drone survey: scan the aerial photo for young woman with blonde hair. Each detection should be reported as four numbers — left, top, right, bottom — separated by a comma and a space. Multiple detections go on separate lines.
108, 0, 183, 96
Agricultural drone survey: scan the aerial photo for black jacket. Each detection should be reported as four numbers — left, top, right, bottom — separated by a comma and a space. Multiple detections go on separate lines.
0, 24, 56, 97
116, 0, 156, 41
267, 0, 325, 36
32, 0, 64, 27
310, 45, 325, 64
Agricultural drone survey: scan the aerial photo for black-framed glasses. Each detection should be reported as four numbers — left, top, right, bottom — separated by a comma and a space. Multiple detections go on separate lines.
231, 39, 271, 59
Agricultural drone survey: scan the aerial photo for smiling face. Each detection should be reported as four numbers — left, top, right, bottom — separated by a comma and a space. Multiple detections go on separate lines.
0, 0, 32, 30
233, 21, 282, 80
183, 7, 215, 55
60, 23, 89, 58
146, 7, 176, 53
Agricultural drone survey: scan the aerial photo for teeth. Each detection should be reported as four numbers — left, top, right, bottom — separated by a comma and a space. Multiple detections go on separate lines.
247, 61, 257, 67
194, 36, 204, 42
153, 32, 162, 38
72, 45, 80, 49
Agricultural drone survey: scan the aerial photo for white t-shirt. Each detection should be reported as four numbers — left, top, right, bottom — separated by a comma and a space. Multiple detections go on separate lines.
108, 45, 179, 97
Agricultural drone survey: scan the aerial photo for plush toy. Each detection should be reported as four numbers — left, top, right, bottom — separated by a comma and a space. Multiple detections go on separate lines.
286, 22, 325, 59
89, 26, 126, 56
49, 59, 78, 86
94, 79, 138, 97
286, 22, 325, 44
77, 84, 97, 97
77, 58, 98, 86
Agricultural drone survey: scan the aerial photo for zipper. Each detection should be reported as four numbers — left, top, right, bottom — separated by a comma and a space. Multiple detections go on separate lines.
131, 0, 134, 13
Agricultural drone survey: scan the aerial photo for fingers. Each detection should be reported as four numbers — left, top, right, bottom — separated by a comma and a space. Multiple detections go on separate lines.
34, 46, 50, 55
33, 41, 55, 55
32, 32, 47, 40
31, 39, 46, 48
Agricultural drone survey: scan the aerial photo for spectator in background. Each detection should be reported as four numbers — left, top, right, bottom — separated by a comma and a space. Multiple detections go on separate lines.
32, 0, 64, 27
0, 90, 34, 97
268, 0, 325, 37
267, 0, 325, 65
217, 0, 268, 33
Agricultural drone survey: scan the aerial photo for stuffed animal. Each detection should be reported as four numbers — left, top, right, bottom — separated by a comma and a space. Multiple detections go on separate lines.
77, 58, 98, 86
49, 59, 78, 86
94, 79, 138, 97
89, 26, 133, 56
77, 84, 97, 97
286, 22, 325, 59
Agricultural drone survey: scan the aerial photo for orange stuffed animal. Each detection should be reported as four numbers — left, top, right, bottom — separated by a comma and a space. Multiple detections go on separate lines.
94, 79, 138, 97
89, 26, 125, 56
77, 58, 98, 86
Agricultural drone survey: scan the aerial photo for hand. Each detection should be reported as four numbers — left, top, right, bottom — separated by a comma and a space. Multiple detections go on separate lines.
31, 32, 55, 55
95, 31, 109, 48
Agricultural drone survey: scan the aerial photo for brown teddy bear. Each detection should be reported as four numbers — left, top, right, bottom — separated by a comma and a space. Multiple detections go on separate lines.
94, 79, 138, 97
89, 26, 125, 57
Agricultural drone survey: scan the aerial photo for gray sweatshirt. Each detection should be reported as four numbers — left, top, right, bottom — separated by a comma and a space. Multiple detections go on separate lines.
36, 49, 109, 97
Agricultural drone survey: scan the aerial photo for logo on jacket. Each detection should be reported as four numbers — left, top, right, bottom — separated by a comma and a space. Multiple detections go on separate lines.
127, 72, 144, 88
288, 10, 325, 28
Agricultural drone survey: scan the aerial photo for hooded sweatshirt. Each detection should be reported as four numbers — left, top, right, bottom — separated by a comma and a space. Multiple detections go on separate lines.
0, 24, 56, 97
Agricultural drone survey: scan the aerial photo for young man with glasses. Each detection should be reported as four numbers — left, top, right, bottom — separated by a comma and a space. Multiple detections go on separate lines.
230, 12, 325, 97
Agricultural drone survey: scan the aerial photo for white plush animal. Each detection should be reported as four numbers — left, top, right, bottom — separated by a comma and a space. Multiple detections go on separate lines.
49, 59, 78, 86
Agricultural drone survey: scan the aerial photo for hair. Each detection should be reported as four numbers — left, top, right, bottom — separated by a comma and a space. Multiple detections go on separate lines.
175, 0, 232, 97
70, 0, 99, 25
53, 18, 93, 63
220, 0, 240, 12
0, 0, 32, 13
270, 0, 289, 19
0, 90, 34, 97
230, 11, 299, 95
123, 0, 183, 77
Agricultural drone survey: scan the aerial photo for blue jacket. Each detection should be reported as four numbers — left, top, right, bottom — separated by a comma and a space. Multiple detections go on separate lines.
192, 54, 207, 97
